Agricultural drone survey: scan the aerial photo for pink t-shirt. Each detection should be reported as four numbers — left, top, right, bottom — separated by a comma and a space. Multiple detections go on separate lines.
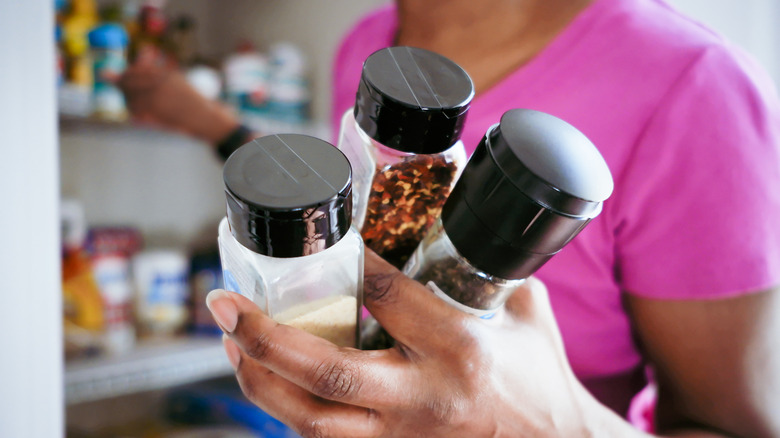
332, 0, 780, 419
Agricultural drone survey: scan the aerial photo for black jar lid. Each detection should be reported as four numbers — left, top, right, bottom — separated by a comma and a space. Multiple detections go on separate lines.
223, 134, 353, 258
354, 46, 474, 154
441, 109, 614, 279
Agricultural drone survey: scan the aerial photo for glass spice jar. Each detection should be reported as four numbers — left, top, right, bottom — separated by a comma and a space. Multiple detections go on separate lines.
404, 109, 614, 318
337, 46, 473, 269
217, 134, 363, 348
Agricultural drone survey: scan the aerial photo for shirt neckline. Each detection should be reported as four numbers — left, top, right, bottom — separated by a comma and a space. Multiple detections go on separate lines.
473, 0, 614, 105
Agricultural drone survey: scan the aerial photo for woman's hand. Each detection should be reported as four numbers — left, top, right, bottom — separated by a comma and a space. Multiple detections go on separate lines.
117, 48, 239, 144
206, 250, 639, 437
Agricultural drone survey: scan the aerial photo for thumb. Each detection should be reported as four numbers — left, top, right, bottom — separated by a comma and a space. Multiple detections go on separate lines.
503, 276, 569, 356
503, 276, 555, 323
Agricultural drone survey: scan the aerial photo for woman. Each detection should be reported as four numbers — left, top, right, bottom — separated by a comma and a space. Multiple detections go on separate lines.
123, 0, 780, 435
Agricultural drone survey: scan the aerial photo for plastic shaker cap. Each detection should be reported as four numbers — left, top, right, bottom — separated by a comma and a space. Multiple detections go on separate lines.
355, 46, 474, 154
223, 134, 353, 258
442, 109, 614, 279
88, 24, 129, 48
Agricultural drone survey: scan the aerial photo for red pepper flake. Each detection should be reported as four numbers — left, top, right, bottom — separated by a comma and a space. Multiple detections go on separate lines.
361, 155, 458, 268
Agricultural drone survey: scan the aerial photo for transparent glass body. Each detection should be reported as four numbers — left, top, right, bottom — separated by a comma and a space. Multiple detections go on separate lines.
337, 109, 467, 268
404, 219, 525, 319
217, 217, 364, 348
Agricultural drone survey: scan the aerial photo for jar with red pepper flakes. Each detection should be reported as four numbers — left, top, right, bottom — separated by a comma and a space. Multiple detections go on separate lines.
337, 46, 474, 268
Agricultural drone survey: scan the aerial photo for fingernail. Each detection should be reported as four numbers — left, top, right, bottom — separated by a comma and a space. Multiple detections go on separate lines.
222, 334, 240, 371
206, 289, 238, 333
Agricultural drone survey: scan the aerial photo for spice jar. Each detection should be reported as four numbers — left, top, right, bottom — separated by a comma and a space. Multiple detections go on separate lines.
337, 46, 473, 268
217, 134, 363, 348
405, 109, 614, 318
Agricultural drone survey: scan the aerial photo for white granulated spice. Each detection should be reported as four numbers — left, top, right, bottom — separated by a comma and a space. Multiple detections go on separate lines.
274, 295, 357, 347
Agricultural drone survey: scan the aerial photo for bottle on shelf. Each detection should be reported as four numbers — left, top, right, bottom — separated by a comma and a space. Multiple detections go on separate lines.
265, 42, 311, 125
129, 0, 169, 62
167, 14, 198, 68
223, 40, 270, 116
61, 0, 99, 88
58, 0, 99, 116
87, 23, 129, 121
86, 226, 143, 353
61, 199, 105, 360
217, 134, 363, 348
132, 249, 190, 338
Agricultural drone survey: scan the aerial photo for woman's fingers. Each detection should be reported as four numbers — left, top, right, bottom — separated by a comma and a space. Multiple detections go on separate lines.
223, 335, 384, 438
362, 249, 469, 349
208, 289, 415, 408
503, 276, 554, 323
501, 276, 569, 358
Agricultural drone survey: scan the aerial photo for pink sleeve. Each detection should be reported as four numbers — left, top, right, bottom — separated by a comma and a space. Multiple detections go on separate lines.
614, 45, 780, 299
330, 5, 396, 144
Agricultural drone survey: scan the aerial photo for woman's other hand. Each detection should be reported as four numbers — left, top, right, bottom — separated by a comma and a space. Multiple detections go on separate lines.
205, 250, 637, 438
117, 48, 239, 144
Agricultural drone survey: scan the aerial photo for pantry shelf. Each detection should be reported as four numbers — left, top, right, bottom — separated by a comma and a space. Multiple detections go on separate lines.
59, 112, 329, 139
65, 336, 233, 405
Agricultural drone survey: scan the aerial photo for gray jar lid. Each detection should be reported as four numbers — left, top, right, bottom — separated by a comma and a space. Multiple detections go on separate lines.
492, 109, 613, 213
355, 46, 474, 153
223, 134, 353, 258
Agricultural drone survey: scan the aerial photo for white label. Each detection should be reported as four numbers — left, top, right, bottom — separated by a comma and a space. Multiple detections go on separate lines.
217, 221, 268, 312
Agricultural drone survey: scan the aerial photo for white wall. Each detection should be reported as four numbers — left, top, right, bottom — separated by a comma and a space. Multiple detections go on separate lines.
60, 124, 225, 250
667, 0, 780, 85
0, 0, 63, 437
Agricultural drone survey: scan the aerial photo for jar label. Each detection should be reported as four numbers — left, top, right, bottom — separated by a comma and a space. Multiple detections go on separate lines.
217, 226, 268, 313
